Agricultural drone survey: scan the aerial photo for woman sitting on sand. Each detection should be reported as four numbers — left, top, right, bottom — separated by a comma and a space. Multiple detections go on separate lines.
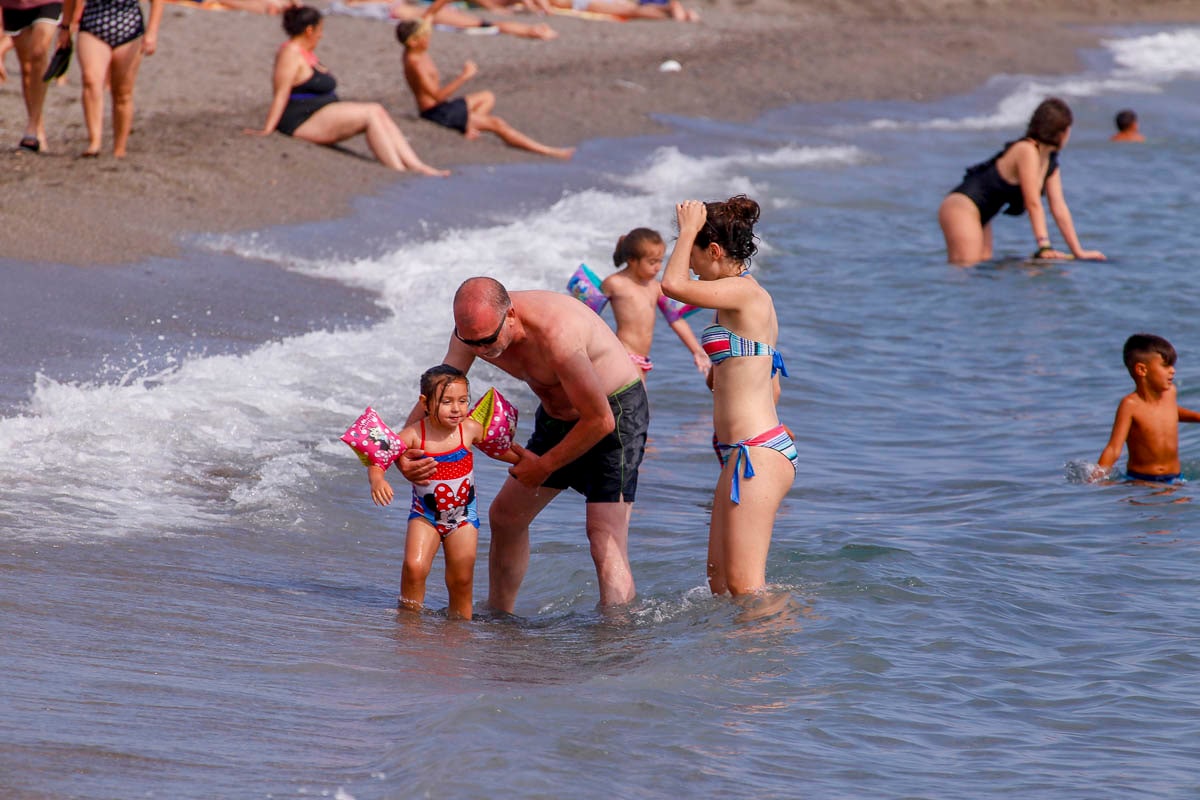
937, 97, 1104, 267
247, 4, 447, 176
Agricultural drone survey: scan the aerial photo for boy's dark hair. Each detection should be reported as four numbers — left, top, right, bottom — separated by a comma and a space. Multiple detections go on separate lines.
1123, 333, 1176, 376
1115, 109, 1138, 132
612, 228, 664, 267
395, 19, 421, 46
1025, 97, 1073, 148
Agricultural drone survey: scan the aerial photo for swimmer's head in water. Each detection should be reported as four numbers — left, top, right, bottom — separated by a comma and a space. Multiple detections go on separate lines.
1026, 97, 1073, 148
1115, 109, 1138, 132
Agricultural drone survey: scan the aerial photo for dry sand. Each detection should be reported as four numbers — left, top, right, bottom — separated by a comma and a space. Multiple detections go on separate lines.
2, 0, 1199, 264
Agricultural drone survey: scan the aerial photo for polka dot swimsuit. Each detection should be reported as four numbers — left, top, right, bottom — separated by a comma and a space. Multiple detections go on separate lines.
408, 422, 478, 539
80, 0, 144, 49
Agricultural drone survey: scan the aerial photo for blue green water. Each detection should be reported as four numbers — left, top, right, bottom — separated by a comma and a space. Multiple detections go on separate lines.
2, 25, 1199, 800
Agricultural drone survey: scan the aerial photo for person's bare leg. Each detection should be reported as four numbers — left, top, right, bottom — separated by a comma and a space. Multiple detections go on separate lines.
371, 104, 449, 175
473, 113, 574, 159
584, 501, 635, 606
494, 20, 557, 38
76, 32, 112, 155
13, 23, 55, 146
296, 101, 447, 175
107, 37, 144, 157
486, 478, 559, 613
710, 450, 792, 596
937, 192, 986, 266
0, 33, 12, 82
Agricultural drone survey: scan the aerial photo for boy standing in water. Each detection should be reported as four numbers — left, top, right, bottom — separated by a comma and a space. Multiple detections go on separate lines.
602, 227, 710, 377
1096, 333, 1200, 482
395, 17, 574, 159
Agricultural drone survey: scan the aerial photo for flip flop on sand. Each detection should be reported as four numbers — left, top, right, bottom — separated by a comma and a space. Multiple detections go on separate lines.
18, 136, 40, 153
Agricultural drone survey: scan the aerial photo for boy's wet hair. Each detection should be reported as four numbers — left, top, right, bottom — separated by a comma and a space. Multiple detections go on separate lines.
1025, 97, 1073, 147
612, 228, 664, 267
1115, 109, 1138, 132
1123, 333, 1176, 376
420, 364, 469, 421
692, 194, 760, 264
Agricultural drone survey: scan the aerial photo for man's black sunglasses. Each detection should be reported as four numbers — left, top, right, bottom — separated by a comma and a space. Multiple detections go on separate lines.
454, 310, 508, 348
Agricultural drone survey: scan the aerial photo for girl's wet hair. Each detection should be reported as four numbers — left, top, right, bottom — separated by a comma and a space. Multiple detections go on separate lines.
1025, 97, 1073, 147
283, 5, 322, 36
612, 228, 664, 267
693, 195, 760, 264
420, 364, 469, 422
1123, 333, 1176, 375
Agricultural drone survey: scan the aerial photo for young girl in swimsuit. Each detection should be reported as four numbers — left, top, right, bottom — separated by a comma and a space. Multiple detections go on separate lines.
600, 227, 709, 377
366, 365, 517, 619
937, 96, 1106, 267
661, 195, 797, 597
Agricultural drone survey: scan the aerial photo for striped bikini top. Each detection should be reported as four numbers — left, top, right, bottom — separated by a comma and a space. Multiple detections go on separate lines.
701, 322, 788, 378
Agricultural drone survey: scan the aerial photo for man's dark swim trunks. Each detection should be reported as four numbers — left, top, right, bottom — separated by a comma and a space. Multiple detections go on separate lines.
419, 97, 469, 134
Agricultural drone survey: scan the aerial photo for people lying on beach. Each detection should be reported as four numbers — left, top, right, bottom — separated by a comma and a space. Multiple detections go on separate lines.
171, 0, 296, 14
367, 365, 518, 619
56, 0, 163, 157
1, 0, 62, 152
601, 227, 709, 377
1110, 108, 1144, 143
1094, 333, 1200, 484
398, 277, 648, 613
329, 0, 555, 40
246, 5, 448, 176
395, 17, 574, 159
384, 0, 556, 39
475, 0, 698, 22
937, 97, 1105, 267
661, 195, 796, 597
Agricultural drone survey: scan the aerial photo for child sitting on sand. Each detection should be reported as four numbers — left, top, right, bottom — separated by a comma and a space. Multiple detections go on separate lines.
601, 227, 709, 377
395, 17, 574, 159
1095, 333, 1200, 483
367, 365, 518, 619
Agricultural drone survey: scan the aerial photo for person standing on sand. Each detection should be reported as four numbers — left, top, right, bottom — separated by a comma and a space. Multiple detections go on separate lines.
395, 16, 574, 159
246, 4, 447, 176
56, 0, 163, 157
398, 277, 649, 614
1, 0, 62, 152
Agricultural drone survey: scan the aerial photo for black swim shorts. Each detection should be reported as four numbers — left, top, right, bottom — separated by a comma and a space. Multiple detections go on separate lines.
525, 379, 649, 503
2, 2, 62, 35
419, 97, 469, 134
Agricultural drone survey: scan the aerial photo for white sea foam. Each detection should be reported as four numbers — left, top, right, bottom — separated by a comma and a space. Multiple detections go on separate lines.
2, 141, 839, 541
866, 27, 1200, 133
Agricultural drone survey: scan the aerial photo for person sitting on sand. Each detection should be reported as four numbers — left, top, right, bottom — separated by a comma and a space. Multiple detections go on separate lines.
1095, 333, 1200, 484
396, 16, 574, 159
937, 97, 1105, 267
474, 0, 698, 22
1110, 109, 1144, 143
1, 0, 63, 152
246, 4, 447, 176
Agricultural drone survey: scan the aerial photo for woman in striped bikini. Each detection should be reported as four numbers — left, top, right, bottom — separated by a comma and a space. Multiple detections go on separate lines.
661, 194, 797, 597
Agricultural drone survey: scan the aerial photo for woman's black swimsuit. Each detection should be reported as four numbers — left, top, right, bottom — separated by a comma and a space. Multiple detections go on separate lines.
79, 0, 143, 49
950, 140, 1059, 225
277, 68, 338, 136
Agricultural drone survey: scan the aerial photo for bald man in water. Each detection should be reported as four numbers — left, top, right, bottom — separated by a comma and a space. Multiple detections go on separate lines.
400, 277, 648, 613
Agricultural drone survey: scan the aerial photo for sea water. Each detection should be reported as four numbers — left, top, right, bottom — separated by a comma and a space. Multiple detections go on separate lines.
3, 25, 1200, 800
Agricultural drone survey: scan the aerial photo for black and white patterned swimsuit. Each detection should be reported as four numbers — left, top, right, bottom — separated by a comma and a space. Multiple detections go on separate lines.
79, 0, 143, 49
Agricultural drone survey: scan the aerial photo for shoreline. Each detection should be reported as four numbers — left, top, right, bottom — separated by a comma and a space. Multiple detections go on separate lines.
1, 0, 1198, 265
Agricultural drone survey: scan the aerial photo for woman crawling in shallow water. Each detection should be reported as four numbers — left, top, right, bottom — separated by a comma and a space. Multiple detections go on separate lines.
246, 4, 447, 176
937, 97, 1104, 267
